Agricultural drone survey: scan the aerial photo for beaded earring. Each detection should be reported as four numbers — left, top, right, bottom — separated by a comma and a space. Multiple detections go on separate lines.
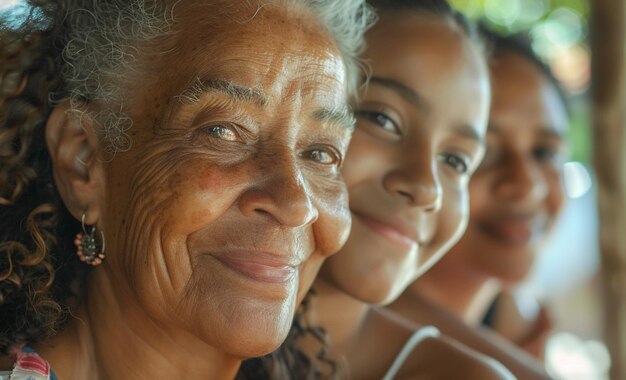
74, 212, 105, 266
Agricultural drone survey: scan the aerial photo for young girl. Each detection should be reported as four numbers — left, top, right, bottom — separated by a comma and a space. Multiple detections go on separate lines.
389, 28, 568, 376
240, 1, 516, 379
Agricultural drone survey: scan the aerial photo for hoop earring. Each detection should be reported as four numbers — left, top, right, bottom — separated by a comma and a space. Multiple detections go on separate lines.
74, 212, 105, 266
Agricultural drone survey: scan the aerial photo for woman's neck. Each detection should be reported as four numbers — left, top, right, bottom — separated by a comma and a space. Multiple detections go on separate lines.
410, 265, 501, 325
35, 267, 241, 380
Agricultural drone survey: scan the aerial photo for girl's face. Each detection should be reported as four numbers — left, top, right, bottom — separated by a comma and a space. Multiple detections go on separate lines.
443, 52, 567, 284
319, 13, 490, 305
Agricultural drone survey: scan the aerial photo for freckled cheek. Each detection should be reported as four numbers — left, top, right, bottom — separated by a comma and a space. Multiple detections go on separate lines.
162, 165, 244, 233
311, 186, 351, 257
196, 167, 226, 192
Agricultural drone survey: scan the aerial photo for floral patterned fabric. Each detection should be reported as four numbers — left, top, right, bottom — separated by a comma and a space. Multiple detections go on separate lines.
0, 345, 57, 380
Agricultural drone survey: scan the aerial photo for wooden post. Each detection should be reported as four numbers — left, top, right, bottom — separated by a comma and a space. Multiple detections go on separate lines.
589, 0, 626, 378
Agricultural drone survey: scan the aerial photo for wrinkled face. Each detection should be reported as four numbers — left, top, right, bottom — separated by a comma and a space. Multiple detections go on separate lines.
320, 14, 490, 305
446, 52, 567, 284
100, 2, 352, 357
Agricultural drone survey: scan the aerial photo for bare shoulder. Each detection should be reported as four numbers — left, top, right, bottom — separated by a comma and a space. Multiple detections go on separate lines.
347, 308, 421, 379
350, 308, 514, 380
394, 334, 516, 380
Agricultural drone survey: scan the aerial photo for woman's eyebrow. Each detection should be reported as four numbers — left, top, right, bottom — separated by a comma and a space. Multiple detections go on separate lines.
539, 126, 566, 140
170, 78, 354, 132
489, 124, 566, 139
369, 76, 431, 113
176, 77, 268, 107
312, 106, 356, 131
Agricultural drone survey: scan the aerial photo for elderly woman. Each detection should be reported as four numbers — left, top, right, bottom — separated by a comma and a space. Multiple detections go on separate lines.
0, 0, 372, 378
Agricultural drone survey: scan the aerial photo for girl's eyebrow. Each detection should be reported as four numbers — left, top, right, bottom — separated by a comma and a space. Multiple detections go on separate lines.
454, 123, 485, 145
369, 76, 431, 113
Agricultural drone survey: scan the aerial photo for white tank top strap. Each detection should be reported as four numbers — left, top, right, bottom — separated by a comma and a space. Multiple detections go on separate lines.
382, 325, 441, 380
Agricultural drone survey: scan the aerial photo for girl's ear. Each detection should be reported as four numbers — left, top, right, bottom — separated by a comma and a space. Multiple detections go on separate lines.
45, 100, 105, 225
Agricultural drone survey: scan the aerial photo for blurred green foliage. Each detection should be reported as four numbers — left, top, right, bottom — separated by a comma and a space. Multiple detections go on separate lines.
450, 0, 588, 34
452, 0, 591, 164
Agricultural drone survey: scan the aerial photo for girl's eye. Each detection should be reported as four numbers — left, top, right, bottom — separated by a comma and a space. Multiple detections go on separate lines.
356, 110, 400, 134
302, 147, 340, 165
202, 124, 239, 142
439, 154, 469, 174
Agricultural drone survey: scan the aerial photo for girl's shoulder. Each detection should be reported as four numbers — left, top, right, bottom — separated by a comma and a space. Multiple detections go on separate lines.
362, 308, 515, 380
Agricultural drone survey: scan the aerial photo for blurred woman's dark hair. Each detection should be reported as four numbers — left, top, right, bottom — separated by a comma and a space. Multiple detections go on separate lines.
479, 23, 570, 114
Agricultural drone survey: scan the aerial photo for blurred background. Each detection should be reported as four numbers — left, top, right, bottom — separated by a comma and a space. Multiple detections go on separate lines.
451, 1, 608, 379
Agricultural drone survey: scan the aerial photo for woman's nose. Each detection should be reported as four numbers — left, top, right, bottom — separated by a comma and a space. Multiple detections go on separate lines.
383, 158, 442, 212
238, 159, 319, 227
495, 154, 549, 203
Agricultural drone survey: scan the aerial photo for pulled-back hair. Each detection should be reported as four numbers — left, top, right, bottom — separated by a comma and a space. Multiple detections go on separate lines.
367, 0, 478, 43
479, 24, 569, 112
0, 0, 374, 354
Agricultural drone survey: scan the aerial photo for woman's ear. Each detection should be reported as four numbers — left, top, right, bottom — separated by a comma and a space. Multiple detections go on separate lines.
46, 100, 105, 225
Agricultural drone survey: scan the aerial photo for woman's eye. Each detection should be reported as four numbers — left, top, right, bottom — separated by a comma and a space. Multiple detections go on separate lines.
356, 110, 400, 134
533, 146, 560, 163
202, 124, 239, 142
302, 148, 340, 165
440, 154, 469, 174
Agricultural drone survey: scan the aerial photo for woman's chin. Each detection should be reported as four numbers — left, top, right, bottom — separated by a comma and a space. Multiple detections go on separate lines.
204, 304, 293, 358
178, 285, 297, 358
223, 333, 287, 358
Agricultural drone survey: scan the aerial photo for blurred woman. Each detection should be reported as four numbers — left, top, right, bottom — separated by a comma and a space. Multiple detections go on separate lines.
0, 0, 373, 378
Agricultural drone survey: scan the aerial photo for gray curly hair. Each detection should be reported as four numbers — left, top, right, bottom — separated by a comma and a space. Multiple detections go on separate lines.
50, 0, 375, 153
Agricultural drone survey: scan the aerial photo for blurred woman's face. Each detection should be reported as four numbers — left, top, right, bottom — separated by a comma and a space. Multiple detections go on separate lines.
446, 52, 567, 284
99, 3, 352, 357
320, 13, 490, 305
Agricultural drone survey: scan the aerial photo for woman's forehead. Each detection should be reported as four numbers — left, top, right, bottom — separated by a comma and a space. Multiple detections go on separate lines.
122, 2, 349, 126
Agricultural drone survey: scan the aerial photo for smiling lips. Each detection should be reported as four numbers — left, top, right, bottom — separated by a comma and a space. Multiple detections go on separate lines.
478, 216, 539, 246
214, 251, 300, 284
352, 211, 418, 249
